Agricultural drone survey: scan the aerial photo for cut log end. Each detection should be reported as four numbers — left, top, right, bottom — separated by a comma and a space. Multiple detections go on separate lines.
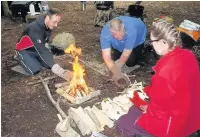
55, 82, 100, 104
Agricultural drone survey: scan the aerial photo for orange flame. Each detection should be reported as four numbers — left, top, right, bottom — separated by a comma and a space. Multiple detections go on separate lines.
65, 44, 81, 56
65, 44, 89, 97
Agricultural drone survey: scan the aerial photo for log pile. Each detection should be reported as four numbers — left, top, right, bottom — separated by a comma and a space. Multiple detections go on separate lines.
39, 74, 146, 137
54, 81, 148, 137
55, 91, 134, 136
55, 94, 132, 137
55, 82, 101, 104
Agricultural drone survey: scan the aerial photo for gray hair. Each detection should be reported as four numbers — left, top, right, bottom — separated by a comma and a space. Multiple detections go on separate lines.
151, 21, 182, 49
109, 18, 123, 31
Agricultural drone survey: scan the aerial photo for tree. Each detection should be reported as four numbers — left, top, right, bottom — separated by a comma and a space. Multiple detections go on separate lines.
2, 1, 11, 17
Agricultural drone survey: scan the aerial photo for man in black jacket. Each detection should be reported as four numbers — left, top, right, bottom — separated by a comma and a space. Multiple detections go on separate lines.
15, 8, 72, 81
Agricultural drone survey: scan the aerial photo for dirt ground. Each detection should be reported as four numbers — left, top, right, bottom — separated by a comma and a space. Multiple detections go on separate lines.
1, 1, 200, 137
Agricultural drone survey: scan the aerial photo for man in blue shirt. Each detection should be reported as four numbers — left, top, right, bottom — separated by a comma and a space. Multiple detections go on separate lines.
100, 16, 147, 87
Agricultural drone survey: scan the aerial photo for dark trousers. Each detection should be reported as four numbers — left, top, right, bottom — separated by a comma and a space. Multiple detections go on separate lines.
15, 50, 51, 75
111, 44, 144, 67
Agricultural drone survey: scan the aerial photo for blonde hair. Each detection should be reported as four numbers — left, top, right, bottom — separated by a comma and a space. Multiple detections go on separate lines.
151, 21, 182, 49
109, 19, 123, 31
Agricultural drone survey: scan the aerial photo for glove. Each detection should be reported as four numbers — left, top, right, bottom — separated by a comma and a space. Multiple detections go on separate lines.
130, 90, 149, 112
51, 64, 73, 81
110, 64, 131, 88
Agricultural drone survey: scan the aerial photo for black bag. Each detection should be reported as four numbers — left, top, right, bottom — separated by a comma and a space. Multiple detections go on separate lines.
180, 32, 198, 49
95, 1, 114, 10
128, 5, 144, 18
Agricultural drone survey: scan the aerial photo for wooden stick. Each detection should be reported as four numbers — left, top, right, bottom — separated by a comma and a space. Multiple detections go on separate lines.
65, 54, 109, 77
59, 54, 136, 78
3, 28, 12, 31
27, 75, 57, 85
38, 75, 68, 119
128, 75, 136, 77
55, 82, 69, 88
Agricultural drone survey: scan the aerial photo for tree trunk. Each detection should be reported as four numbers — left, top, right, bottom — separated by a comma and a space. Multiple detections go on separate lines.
2, 1, 10, 17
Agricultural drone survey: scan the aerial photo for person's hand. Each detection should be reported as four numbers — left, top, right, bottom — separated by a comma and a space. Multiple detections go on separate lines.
51, 64, 73, 81
140, 105, 148, 113
115, 59, 123, 69
110, 64, 131, 88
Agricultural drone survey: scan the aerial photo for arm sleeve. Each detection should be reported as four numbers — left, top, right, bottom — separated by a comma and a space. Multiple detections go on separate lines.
144, 85, 152, 96
124, 31, 137, 50
100, 27, 111, 50
147, 75, 175, 117
28, 29, 55, 68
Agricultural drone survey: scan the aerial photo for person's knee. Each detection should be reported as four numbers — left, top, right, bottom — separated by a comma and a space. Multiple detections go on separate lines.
32, 70, 40, 75
18, 58, 41, 75
126, 57, 137, 67
126, 46, 144, 66
17, 51, 43, 75
115, 120, 124, 136
20, 63, 41, 75
126, 61, 136, 67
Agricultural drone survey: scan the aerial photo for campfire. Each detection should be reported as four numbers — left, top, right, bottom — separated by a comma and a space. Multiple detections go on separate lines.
64, 44, 90, 97
56, 44, 101, 104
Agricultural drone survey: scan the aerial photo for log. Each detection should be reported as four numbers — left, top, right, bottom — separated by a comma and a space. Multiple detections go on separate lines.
64, 94, 76, 103
59, 54, 137, 78
27, 75, 57, 85
100, 98, 125, 121
55, 82, 69, 88
55, 114, 80, 137
91, 105, 114, 128
68, 107, 97, 136
65, 54, 109, 77
56, 84, 101, 105
38, 75, 68, 119
84, 106, 103, 131
122, 64, 140, 74
57, 89, 101, 105
75, 90, 101, 104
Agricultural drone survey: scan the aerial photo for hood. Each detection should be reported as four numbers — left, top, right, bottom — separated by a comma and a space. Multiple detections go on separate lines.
36, 15, 49, 31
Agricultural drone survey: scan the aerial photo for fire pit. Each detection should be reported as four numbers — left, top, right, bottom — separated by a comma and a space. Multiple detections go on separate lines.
56, 84, 101, 104
56, 44, 101, 104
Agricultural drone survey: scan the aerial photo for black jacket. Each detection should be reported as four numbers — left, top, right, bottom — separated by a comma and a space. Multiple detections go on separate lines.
20, 15, 55, 68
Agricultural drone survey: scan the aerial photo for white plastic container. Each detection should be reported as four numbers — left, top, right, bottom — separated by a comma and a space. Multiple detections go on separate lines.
29, 3, 35, 16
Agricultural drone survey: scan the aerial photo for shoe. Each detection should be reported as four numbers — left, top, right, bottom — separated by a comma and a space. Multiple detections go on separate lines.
11, 65, 31, 76
13, 55, 18, 60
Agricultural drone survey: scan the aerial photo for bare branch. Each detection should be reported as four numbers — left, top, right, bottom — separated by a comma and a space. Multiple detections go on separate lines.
38, 75, 68, 119
27, 76, 57, 85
